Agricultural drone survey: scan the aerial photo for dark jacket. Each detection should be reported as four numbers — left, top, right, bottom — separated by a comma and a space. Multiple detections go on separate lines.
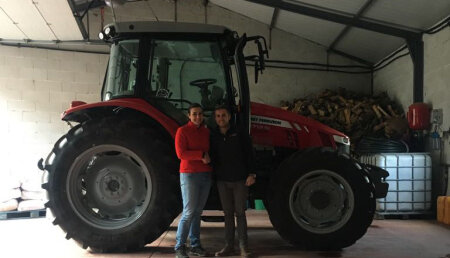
175, 121, 212, 173
210, 125, 255, 182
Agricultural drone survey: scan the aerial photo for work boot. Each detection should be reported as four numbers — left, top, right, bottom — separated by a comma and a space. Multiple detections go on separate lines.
215, 245, 235, 256
240, 247, 250, 258
189, 245, 208, 257
175, 246, 189, 258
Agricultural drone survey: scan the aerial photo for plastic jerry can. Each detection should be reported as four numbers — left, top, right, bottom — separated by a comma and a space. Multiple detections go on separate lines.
254, 199, 265, 210
437, 196, 446, 223
445, 197, 450, 225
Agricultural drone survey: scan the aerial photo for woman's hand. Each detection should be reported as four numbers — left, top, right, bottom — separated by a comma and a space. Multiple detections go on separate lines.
245, 174, 256, 186
202, 152, 211, 164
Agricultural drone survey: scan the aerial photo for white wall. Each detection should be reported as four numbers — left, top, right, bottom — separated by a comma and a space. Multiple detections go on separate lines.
0, 46, 108, 179
373, 27, 450, 195
0, 0, 370, 178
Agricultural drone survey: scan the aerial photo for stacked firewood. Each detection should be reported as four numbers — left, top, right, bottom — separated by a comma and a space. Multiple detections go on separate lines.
280, 88, 408, 146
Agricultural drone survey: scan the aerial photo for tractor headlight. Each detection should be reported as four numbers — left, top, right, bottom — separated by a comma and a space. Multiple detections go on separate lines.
104, 26, 115, 37
104, 92, 112, 101
333, 135, 350, 154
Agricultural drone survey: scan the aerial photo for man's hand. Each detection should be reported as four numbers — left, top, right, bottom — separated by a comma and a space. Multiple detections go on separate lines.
202, 152, 211, 164
245, 174, 256, 186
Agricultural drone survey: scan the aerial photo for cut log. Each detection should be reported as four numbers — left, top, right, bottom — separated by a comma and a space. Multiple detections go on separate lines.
318, 109, 325, 117
308, 105, 317, 115
387, 105, 398, 117
327, 103, 333, 113
373, 122, 385, 132
338, 96, 347, 106
344, 108, 351, 125
377, 105, 391, 118
372, 105, 382, 119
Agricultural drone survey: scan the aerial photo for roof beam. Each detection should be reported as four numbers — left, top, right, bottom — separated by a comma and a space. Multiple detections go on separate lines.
67, 0, 89, 40
270, 8, 279, 28
74, 0, 105, 13
268, 8, 279, 49
328, 48, 373, 67
245, 0, 422, 40
328, 0, 375, 51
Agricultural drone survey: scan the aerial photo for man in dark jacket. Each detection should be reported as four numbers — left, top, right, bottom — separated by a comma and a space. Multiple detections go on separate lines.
210, 105, 256, 257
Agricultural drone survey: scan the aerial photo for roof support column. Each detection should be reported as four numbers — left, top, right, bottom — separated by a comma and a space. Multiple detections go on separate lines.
268, 8, 279, 49
407, 39, 424, 103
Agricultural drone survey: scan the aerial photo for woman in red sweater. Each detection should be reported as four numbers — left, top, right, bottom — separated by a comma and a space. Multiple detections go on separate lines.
174, 103, 212, 258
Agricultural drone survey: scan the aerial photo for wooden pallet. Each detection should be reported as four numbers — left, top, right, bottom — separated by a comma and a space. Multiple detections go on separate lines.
0, 209, 46, 220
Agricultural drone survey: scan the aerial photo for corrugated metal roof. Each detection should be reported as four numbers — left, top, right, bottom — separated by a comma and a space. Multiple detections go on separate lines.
275, 10, 346, 46
363, 0, 450, 29
213, 0, 450, 64
335, 28, 405, 63
0, 0, 82, 41
0, 0, 448, 65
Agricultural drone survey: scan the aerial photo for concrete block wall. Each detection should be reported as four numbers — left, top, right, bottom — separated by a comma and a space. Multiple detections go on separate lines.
0, 46, 108, 179
373, 27, 450, 195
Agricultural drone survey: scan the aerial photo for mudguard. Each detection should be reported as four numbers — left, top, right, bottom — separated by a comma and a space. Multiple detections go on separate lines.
364, 164, 389, 199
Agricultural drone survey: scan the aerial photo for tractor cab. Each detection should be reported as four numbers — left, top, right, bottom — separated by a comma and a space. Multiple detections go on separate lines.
99, 21, 267, 129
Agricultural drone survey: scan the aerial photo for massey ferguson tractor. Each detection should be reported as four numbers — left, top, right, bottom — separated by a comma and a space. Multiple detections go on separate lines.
38, 21, 388, 252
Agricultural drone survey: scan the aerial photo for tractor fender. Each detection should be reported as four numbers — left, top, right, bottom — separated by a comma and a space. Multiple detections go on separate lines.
61, 98, 180, 138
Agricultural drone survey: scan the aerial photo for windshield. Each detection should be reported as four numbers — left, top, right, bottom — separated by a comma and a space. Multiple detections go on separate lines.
146, 40, 229, 125
103, 39, 139, 100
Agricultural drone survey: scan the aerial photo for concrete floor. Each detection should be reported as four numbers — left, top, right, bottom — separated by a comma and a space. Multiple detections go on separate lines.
0, 210, 449, 258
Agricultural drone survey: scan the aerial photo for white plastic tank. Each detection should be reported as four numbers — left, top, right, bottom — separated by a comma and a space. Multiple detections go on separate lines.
360, 153, 432, 213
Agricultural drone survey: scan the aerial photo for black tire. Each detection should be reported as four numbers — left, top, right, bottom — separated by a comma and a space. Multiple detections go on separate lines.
42, 117, 181, 252
267, 148, 375, 250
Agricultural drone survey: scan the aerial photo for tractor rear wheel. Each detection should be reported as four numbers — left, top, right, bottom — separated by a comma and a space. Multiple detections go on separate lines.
42, 117, 181, 252
267, 148, 375, 250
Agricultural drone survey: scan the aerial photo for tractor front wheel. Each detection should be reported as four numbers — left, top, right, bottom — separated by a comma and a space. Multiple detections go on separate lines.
267, 148, 375, 250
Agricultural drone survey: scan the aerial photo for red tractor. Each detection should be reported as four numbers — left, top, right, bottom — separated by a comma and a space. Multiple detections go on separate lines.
38, 21, 388, 252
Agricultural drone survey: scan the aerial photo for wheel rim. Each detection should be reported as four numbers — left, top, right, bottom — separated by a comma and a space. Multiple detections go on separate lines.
289, 169, 354, 234
66, 145, 151, 230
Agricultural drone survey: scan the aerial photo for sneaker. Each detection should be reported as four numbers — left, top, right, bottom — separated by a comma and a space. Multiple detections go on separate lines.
215, 245, 235, 256
175, 246, 189, 258
240, 247, 250, 258
190, 245, 208, 257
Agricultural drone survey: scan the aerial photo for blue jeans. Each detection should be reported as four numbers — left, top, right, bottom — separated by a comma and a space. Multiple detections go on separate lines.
175, 172, 211, 250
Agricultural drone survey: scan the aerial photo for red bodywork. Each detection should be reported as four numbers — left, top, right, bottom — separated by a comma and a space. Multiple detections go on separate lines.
250, 102, 346, 149
63, 98, 180, 137
63, 99, 347, 150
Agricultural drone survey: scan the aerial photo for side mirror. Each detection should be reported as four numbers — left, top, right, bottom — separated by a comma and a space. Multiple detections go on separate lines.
254, 60, 259, 84
256, 40, 265, 70
245, 36, 269, 84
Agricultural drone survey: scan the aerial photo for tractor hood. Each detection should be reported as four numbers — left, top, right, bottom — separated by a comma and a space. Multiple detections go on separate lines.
250, 102, 350, 150
251, 102, 347, 137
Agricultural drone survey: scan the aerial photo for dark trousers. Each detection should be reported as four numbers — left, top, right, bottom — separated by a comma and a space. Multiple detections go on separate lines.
217, 180, 248, 248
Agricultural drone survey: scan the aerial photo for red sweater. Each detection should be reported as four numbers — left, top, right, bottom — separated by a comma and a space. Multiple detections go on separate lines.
175, 121, 212, 173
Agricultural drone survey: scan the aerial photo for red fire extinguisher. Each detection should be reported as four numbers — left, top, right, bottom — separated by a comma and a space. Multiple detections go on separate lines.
407, 103, 431, 130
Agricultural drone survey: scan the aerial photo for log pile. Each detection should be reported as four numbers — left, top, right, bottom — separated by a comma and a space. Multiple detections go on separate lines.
280, 88, 408, 147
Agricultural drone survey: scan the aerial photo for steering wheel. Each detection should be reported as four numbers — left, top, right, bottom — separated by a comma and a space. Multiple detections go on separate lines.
189, 78, 217, 89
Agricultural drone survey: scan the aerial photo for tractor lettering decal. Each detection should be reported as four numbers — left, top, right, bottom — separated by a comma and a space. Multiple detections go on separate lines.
251, 115, 292, 129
